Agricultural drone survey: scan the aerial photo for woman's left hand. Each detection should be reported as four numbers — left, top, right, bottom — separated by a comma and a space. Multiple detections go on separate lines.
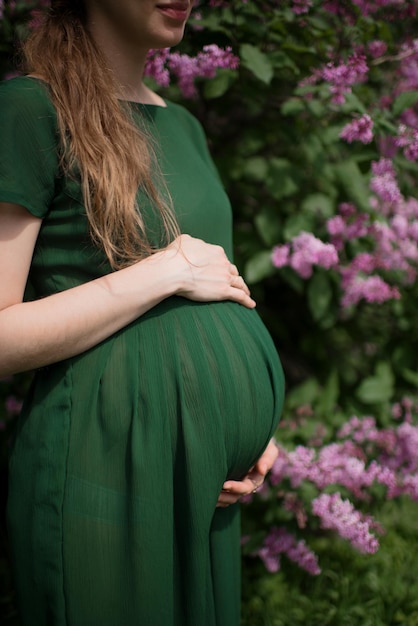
216, 438, 279, 508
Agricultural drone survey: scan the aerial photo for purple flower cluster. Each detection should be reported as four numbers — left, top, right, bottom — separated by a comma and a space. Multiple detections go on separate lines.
340, 114, 374, 144
271, 232, 338, 279
145, 45, 239, 98
323, 158, 418, 308
396, 124, 418, 161
311, 493, 379, 554
309, 53, 369, 104
273, 153, 418, 309
270, 435, 400, 503
369, 158, 402, 204
322, 0, 418, 19
351, 0, 418, 17
255, 526, 321, 575
248, 402, 418, 574
291, 0, 313, 14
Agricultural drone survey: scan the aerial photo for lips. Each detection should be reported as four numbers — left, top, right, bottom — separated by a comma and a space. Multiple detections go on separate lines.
156, 2, 190, 21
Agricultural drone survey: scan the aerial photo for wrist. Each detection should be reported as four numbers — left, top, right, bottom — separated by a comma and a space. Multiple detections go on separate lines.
153, 240, 192, 297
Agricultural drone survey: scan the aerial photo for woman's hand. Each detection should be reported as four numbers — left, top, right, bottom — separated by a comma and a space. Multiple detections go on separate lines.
216, 438, 279, 508
167, 234, 256, 309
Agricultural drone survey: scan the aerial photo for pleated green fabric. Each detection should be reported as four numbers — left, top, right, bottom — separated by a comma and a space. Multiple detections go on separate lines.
1, 76, 285, 626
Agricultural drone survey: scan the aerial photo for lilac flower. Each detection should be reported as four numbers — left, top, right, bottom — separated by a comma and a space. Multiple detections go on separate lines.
350, 253, 376, 274
340, 114, 374, 144
351, 0, 418, 17
368, 40, 388, 58
341, 275, 400, 308
195, 44, 239, 79
167, 53, 200, 98
339, 202, 357, 218
391, 214, 409, 239
370, 172, 402, 204
291, 0, 313, 14
271, 244, 290, 268
403, 475, 418, 499
271, 232, 338, 279
256, 527, 320, 575
145, 45, 239, 98
253, 401, 418, 576
144, 49, 171, 88
312, 493, 379, 553
372, 158, 396, 178
320, 53, 369, 104
327, 215, 345, 237
338, 415, 378, 442
290, 232, 339, 278
396, 124, 418, 162
275, 153, 418, 309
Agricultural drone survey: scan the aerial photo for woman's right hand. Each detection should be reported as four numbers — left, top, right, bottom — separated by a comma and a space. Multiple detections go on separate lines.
165, 234, 256, 309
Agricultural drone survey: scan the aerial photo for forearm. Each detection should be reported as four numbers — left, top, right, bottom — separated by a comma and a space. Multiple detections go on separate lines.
0, 249, 178, 376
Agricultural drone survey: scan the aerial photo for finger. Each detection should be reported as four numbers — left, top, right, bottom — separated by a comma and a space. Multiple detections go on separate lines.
229, 263, 239, 276
254, 439, 279, 475
230, 275, 250, 295
245, 470, 264, 491
221, 476, 261, 496
227, 287, 256, 309
217, 491, 242, 506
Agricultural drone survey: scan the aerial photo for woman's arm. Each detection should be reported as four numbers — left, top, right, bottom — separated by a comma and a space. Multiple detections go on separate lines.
0, 202, 255, 377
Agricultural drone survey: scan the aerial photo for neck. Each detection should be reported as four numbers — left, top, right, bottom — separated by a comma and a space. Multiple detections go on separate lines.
92, 33, 149, 100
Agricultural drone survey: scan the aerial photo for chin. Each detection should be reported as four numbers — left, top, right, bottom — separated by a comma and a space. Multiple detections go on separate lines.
152, 29, 186, 48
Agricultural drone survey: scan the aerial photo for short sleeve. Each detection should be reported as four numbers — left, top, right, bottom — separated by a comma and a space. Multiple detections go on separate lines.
0, 77, 59, 218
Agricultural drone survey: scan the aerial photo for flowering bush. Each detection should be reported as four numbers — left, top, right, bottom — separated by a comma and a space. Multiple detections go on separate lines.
246, 397, 418, 575
2, 0, 418, 599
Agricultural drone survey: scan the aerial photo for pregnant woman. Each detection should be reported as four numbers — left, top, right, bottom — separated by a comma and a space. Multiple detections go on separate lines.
0, 1, 285, 624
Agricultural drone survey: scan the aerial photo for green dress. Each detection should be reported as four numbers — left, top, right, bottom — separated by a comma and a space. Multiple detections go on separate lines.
0, 76, 285, 626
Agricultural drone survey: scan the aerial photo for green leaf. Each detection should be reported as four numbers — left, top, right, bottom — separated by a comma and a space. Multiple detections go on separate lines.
240, 44, 274, 85
356, 362, 394, 404
401, 368, 418, 388
243, 156, 269, 181
244, 250, 275, 284
272, 51, 300, 75
393, 90, 418, 116
266, 158, 299, 200
317, 370, 340, 415
283, 213, 316, 240
203, 70, 236, 99
307, 272, 333, 322
285, 378, 320, 410
301, 193, 335, 219
333, 160, 370, 212
255, 210, 282, 247
281, 98, 305, 116
342, 92, 367, 115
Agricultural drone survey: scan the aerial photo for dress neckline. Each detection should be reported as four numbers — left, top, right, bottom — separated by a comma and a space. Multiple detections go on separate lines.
24, 75, 169, 109
122, 100, 168, 109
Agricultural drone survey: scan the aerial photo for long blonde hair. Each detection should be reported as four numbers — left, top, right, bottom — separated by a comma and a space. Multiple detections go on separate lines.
23, 0, 179, 269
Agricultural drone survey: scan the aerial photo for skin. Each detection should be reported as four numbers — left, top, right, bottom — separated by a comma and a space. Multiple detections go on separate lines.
0, 0, 279, 506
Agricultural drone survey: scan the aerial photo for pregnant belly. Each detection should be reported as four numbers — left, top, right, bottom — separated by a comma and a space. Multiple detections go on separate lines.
31, 298, 284, 488
100, 297, 285, 480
